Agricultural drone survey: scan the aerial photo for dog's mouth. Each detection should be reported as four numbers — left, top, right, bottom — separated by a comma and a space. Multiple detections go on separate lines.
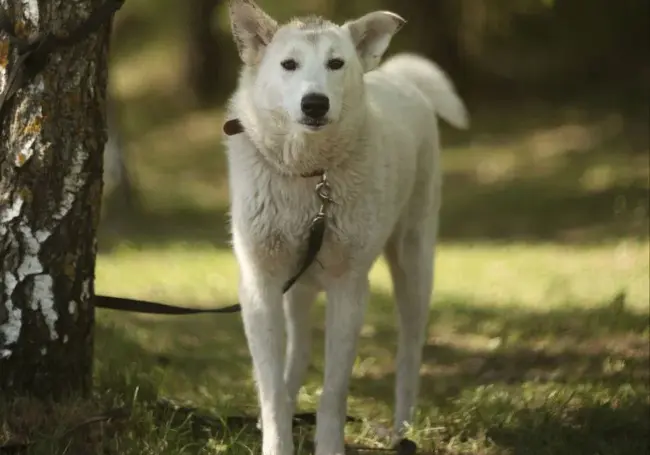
299, 117, 329, 131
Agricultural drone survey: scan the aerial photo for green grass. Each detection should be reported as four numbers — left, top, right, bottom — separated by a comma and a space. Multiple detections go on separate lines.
3, 243, 648, 454
2, 4, 650, 453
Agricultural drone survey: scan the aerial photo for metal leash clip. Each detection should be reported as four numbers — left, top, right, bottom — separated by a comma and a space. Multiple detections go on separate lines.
314, 172, 335, 221
282, 171, 332, 292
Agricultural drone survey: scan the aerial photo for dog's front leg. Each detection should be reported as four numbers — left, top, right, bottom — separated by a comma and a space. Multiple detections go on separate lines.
316, 275, 370, 455
239, 273, 293, 455
284, 284, 319, 415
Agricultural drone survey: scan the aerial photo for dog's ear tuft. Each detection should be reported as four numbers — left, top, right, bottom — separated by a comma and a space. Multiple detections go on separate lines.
228, 0, 279, 65
344, 11, 405, 72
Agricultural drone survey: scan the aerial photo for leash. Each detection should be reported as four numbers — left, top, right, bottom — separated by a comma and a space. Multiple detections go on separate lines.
93, 295, 242, 314
0, 5, 419, 453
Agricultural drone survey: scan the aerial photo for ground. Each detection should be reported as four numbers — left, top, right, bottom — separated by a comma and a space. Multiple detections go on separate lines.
1, 5, 649, 453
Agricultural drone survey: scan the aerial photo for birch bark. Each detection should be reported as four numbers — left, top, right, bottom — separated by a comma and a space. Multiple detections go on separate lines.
0, 0, 111, 399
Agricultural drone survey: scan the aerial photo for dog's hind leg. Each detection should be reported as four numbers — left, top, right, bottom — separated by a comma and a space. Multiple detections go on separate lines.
284, 284, 318, 415
384, 220, 436, 441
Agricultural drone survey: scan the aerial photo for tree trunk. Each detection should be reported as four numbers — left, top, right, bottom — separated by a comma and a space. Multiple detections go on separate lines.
0, 0, 111, 400
186, 0, 221, 107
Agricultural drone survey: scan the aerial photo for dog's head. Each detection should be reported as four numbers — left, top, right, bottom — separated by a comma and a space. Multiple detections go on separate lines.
228, 0, 405, 132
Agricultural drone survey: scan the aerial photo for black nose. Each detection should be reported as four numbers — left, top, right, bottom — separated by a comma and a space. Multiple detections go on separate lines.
301, 93, 330, 119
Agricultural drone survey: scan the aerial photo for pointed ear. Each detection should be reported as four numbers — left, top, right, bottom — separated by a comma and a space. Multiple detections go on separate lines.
343, 11, 406, 72
228, 0, 279, 65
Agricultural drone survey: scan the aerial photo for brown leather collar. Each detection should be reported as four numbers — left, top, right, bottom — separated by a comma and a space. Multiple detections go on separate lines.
223, 118, 245, 136
223, 118, 324, 178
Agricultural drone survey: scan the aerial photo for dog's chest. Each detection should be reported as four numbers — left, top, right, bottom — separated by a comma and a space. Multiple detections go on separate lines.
237, 181, 369, 280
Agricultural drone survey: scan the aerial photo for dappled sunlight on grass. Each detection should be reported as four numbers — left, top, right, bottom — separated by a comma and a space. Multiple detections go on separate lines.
87, 240, 650, 453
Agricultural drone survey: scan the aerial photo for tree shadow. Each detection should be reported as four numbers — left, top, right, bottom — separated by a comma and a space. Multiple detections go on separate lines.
96, 176, 649, 252
350, 291, 649, 403
94, 318, 264, 452
345, 292, 649, 453
97, 205, 232, 253
487, 401, 650, 455
93, 287, 649, 453
438, 157, 649, 243
95, 289, 650, 405
95, 312, 250, 401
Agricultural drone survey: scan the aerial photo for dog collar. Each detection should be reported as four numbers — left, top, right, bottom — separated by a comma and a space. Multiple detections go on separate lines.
223, 118, 244, 136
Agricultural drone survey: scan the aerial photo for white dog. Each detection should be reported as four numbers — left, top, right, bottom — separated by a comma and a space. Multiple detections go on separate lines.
223, 1, 469, 454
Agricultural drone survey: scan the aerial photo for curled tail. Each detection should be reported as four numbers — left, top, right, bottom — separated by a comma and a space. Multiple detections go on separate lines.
380, 53, 469, 129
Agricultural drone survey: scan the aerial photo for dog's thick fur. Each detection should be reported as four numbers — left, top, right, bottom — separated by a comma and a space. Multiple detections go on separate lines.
224, 2, 469, 454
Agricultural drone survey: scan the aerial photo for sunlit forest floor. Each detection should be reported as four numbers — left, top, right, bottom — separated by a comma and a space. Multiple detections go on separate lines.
2, 3, 649, 453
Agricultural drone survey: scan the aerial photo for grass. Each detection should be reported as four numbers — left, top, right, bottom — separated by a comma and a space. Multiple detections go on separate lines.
2, 3, 650, 453
3, 244, 648, 454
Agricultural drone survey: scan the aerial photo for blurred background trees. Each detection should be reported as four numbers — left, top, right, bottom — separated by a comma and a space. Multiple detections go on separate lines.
108, 0, 649, 108
101, 0, 649, 244
117, 0, 649, 103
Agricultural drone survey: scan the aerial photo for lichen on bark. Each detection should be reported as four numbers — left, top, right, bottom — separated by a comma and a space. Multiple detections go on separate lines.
0, 0, 112, 399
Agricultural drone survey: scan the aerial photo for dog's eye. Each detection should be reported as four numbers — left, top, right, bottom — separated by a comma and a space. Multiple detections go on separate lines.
327, 58, 345, 70
281, 59, 298, 71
